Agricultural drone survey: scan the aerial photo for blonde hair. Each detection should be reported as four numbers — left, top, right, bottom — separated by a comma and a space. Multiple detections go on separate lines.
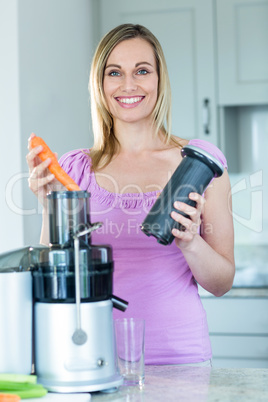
89, 23, 174, 170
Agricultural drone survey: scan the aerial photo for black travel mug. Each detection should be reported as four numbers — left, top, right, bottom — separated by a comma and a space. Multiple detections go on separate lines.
140, 145, 224, 245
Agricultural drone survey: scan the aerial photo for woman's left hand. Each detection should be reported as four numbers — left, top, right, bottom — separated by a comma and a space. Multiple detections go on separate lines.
170, 192, 206, 248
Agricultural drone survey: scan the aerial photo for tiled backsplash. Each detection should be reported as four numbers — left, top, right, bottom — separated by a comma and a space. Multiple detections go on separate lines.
230, 172, 268, 245
233, 244, 268, 287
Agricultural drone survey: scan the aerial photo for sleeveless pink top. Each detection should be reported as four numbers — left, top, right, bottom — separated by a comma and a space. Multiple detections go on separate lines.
60, 139, 227, 364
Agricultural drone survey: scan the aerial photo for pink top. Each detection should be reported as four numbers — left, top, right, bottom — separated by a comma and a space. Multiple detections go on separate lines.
59, 139, 227, 364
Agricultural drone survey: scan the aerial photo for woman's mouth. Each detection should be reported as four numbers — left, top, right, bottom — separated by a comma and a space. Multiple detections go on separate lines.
115, 96, 145, 107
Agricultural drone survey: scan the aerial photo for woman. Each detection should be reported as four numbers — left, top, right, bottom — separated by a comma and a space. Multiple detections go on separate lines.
27, 24, 235, 366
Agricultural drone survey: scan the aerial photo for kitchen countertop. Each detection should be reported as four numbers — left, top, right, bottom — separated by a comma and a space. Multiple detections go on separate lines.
24, 366, 268, 402
89, 365, 268, 402
198, 286, 268, 298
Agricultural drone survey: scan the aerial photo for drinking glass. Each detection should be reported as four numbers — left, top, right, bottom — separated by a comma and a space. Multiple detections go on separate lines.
114, 318, 145, 388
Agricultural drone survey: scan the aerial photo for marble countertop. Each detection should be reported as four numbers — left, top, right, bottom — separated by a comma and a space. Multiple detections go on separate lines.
90, 365, 268, 401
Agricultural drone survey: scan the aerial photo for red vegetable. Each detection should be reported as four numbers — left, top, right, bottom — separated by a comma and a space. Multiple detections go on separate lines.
30, 134, 81, 191
0, 394, 20, 402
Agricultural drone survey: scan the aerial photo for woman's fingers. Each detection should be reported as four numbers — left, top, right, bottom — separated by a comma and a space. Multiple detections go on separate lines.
173, 194, 205, 221
27, 132, 35, 150
171, 193, 206, 244
188, 192, 206, 217
171, 209, 190, 229
26, 134, 65, 206
28, 159, 52, 190
172, 203, 199, 225
32, 158, 51, 176
28, 173, 54, 193
26, 145, 43, 172
27, 151, 54, 204
28, 166, 54, 193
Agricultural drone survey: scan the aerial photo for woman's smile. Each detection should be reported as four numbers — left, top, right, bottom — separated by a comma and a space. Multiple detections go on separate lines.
115, 96, 145, 107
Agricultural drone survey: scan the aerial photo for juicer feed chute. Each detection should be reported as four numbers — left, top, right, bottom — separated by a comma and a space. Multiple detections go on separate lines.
47, 190, 91, 246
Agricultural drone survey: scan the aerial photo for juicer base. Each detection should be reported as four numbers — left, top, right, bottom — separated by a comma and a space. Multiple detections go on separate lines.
37, 373, 123, 393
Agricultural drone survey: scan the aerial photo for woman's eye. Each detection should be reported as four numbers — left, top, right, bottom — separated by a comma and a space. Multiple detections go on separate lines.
109, 71, 120, 76
137, 69, 149, 75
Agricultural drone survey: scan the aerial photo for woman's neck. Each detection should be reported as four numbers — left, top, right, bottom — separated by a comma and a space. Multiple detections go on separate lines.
113, 119, 166, 153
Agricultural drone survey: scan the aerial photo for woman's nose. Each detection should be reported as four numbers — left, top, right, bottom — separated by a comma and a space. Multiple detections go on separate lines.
120, 74, 137, 92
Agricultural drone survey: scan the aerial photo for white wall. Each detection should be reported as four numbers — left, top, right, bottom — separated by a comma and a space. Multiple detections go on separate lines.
0, 0, 96, 251
2, 0, 267, 253
0, 0, 23, 252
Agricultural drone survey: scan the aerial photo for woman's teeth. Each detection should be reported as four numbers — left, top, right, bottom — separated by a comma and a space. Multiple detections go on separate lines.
117, 97, 143, 104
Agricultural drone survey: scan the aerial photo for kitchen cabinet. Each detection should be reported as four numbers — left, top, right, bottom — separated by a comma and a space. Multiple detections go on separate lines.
99, 0, 219, 145
201, 296, 268, 368
216, 0, 268, 105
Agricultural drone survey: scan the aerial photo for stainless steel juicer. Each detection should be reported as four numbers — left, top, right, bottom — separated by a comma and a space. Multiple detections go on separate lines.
0, 190, 128, 393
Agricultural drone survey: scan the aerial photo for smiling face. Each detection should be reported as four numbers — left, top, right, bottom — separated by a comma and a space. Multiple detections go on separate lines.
103, 38, 159, 128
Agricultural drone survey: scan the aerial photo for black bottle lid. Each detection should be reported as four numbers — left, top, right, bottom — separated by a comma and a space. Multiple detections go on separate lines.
181, 145, 224, 177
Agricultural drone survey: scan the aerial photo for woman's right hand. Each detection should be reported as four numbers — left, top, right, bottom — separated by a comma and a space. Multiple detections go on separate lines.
26, 133, 65, 208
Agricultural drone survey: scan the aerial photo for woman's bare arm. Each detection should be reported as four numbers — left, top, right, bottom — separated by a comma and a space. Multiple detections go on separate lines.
171, 169, 235, 296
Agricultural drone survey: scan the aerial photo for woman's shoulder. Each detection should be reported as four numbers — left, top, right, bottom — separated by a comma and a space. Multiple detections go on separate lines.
59, 149, 92, 189
187, 139, 228, 169
59, 148, 91, 167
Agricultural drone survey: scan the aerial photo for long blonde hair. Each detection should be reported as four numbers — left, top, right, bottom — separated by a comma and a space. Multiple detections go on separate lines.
89, 23, 175, 170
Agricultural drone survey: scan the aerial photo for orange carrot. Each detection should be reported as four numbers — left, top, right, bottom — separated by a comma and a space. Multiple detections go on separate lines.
30, 134, 81, 191
0, 394, 20, 402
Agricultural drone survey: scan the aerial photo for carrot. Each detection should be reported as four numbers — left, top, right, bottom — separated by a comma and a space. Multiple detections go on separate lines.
0, 394, 20, 402
30, 134, 81, 191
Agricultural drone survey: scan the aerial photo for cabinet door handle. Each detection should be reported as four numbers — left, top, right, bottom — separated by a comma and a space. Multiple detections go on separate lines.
203, 98, 210, 135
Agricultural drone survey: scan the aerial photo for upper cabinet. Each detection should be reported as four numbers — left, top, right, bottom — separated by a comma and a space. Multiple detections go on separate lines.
98, 0, 268, 143
216, 0, 268, 105
99, 0, 218, 145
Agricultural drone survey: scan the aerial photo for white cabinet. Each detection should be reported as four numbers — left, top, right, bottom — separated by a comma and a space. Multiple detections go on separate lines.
216, 0, 268, 105
99, 0, 218, 145
202, 297, 268, 368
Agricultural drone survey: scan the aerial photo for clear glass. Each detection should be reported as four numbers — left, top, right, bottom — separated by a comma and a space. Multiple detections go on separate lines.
114, 318, 145, 388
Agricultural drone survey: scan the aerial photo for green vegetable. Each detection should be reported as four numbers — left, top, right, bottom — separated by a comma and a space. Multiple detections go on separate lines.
0, 375, 47, 399
0, 375, 36, 385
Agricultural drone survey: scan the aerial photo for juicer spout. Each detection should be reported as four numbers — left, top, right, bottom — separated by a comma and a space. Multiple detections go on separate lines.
111, 295, 129, 312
